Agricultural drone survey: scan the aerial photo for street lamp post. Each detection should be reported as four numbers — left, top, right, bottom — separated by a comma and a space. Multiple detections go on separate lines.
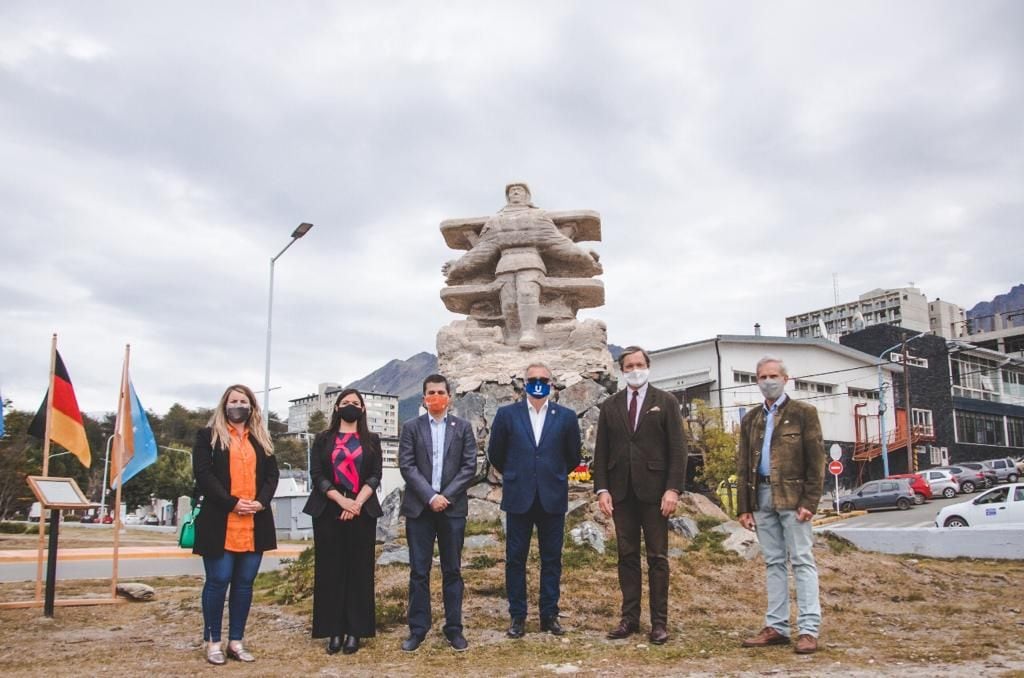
100, 434, 115, 518
263, 222, 314, 430
877, 331, 928, 477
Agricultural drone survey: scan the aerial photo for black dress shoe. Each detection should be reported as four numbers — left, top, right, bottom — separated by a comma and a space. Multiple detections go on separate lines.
649, 623, 669, 645
540, 617, 565, 636
506, 617, 526, 639
326, 636, 344, 655
342, 636, 359, 654
447, 632, 469, 651
401, 634, 425, 652
607, 619, 639, 639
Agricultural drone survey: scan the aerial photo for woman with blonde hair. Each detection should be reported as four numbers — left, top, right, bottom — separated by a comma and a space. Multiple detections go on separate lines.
303, 388, 383, 655
192, 384, 279, 665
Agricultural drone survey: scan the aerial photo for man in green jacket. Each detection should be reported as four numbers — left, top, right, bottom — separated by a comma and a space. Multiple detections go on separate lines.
737, 356, 825, 655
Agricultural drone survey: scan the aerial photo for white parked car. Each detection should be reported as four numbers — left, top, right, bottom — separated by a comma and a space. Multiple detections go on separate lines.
934, 483, 1024, 527
123, 514, 143, 525
921, 468, 959, 499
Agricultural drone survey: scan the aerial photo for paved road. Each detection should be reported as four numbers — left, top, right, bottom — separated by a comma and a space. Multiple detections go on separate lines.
0, 554, 293, 583
822, 493, 974, 529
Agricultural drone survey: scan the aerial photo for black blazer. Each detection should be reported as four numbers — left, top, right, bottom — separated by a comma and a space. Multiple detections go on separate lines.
302, 429, 384, 520
191, 426, 280, 557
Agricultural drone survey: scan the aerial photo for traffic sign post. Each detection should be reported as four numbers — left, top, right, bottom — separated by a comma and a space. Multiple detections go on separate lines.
829, 458, 844, 513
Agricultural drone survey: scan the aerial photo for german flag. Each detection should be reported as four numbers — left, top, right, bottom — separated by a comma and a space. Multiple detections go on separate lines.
28, 351, 91, 467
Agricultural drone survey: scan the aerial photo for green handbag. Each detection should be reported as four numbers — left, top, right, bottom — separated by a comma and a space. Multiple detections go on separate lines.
178, 496, 202, 549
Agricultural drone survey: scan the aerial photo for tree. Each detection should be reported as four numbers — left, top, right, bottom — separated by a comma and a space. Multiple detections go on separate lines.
0, 405, 39, 520
307, 410, 327, 434
685, 399, 739, 514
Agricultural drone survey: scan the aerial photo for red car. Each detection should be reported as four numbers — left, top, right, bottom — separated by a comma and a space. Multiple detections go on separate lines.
887, 473, 932, 504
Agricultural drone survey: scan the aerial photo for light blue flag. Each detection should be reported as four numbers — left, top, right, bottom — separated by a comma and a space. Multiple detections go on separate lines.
0, 391, 5, 437
119, 382, 158, 485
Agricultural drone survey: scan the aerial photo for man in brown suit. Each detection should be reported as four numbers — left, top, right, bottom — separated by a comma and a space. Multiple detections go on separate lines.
592, 346, 687, 644
736, 356, 825, 655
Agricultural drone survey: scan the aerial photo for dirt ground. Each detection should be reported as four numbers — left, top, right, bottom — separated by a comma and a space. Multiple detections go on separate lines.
1, 530, 1023, 677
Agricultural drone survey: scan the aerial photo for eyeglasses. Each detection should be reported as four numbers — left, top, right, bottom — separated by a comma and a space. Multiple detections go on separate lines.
527, 377, 551, 384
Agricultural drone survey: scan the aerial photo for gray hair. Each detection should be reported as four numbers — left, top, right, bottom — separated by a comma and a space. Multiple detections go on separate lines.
525, 362, 552, 378
756, 356, 788, 377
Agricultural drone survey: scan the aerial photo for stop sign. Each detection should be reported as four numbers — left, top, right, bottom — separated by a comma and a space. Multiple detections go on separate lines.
828, 460, 844, 476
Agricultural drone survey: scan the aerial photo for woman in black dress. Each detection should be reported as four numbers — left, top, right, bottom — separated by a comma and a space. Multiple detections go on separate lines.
302, 388, 383, 655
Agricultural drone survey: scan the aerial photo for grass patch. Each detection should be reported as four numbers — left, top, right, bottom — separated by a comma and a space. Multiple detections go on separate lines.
466, 554, 500, 570
257, 545, 315, 604
465, 519, 501, 536
0, 521, 46, 535
822, 532, 858, 555
696, 515, 724, 531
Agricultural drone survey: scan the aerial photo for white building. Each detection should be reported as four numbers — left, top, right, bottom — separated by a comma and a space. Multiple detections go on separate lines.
287, 383, 400, 466
786, 286, 965, 341
647, 335, 903, 449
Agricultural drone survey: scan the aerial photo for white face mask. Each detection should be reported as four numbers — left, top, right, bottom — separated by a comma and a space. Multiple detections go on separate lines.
758, 377, 785, 400
623, 368, 650, 388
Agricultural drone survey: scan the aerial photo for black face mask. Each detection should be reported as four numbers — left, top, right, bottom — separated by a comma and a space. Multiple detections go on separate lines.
337, 404, 362, 423
226, 405, 251, 424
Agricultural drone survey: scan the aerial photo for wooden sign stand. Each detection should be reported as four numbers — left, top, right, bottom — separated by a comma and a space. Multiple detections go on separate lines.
0, 477, 126, 615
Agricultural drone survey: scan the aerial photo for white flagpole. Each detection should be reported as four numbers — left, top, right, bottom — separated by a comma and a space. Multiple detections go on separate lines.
110, 344, 130, 599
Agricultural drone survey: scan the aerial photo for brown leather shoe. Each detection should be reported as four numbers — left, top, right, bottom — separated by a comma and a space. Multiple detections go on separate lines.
794, 634, 818, 654
606, 619, 639, 640
648, 623, 668, 645
742, 626, 790, 647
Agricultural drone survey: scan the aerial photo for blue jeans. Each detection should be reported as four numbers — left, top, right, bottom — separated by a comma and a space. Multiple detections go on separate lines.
505, 497, 565, 620
754, 484, 821, 637
201, 551, 263, 642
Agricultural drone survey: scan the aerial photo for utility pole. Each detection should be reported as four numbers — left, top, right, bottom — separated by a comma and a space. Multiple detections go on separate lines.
903, 339, 914, 473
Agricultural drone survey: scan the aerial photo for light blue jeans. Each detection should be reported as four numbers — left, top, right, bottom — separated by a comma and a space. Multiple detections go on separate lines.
754, 484, 821, 637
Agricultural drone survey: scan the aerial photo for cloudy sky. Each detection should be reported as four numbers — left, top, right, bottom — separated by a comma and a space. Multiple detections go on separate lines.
1, 1, 1021, 416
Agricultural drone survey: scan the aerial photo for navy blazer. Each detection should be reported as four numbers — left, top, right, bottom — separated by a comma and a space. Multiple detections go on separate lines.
487, 399, 582, 514
398, 413, 478, 518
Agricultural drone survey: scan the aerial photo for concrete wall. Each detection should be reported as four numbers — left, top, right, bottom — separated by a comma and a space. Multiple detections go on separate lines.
819, 526, 1024, 559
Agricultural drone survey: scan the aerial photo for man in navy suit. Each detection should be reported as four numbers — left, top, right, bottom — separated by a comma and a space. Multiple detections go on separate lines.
398, 374, 478, 652
487, 363, 582, 638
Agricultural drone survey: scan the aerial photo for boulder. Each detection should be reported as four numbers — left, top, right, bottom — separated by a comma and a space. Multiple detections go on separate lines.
468, 498, 502, 523
116, 583, 155, 601
668, 516, 700, 540
376, 487, 404, 544
377, 543, 410, 566
463, 534, 499, 549
566, 498, 589, 516
569, 520, 606, 554
466, 482, 492, 500
713, 521, 760, 560
485, 485, 503, 504
678, 491, 728, 522
557, 379, 609, 415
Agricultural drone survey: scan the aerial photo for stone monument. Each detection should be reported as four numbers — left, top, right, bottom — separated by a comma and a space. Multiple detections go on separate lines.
437, 182, 616, 465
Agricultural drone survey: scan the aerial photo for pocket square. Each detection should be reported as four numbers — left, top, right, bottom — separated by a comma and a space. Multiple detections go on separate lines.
649, 406, 662, 412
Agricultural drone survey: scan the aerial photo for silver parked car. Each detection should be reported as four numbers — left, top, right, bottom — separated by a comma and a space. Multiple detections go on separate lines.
921, 468, 960, 498
933, 466, 987, 493
957, 462, 998, 488
982, 458, 1020, 483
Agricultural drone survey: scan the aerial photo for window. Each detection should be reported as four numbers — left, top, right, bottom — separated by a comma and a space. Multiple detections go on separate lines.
1008, 417, 1024, 448
955, 410, 1006, 446
849, 387, 879, 401
794, 380, 834, 394
951, 353, 1003, 401
889, 352, 928, 368
911, 409, 934, 436
975, 487, 1009, 505
861, 483, 879, 495
733, 371, 757, 385
1015, 487, 1024, 502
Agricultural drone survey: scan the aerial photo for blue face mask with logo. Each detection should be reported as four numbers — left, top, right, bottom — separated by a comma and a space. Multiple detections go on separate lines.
525, 378, 551, 398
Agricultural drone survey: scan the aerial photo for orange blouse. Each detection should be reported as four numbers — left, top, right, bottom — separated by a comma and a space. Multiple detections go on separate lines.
224, 425, 257, 552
